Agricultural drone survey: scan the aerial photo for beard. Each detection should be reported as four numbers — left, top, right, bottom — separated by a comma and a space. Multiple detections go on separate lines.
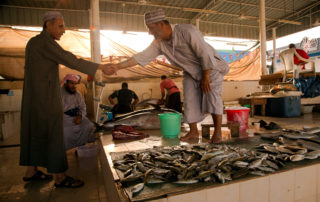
65, 86, 76, 94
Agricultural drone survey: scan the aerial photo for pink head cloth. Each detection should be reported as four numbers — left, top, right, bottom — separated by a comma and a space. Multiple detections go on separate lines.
63, 74, 80, 84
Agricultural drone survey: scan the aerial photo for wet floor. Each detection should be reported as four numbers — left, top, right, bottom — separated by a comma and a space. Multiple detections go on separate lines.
0, 143, 107, 202
0, 112, 320, 201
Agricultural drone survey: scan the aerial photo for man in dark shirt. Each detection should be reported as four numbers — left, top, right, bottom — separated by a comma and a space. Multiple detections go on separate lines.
108, 82, 139, 114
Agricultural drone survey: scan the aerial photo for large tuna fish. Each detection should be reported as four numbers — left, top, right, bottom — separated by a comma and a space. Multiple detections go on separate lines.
103, 107, 180, 130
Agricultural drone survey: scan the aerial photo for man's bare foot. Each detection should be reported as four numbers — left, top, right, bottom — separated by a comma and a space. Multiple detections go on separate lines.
209, 133, 222, 144
180, 131, 199, 141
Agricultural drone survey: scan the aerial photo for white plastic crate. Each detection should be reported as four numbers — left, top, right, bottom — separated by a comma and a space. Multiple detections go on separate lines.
76, 144, 98, 158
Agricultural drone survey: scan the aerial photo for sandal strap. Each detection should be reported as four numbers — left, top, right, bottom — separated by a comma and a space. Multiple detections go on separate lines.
55, 176, 84, 188
23, 170, 52, 181
35, 170, 45, 177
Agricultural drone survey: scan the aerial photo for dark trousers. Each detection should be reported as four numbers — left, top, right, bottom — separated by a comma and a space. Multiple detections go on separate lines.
166, 92, 182, 113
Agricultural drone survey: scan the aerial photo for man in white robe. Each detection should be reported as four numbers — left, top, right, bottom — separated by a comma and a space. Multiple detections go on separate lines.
106, 10, 229, 143
61, 74, 94, 150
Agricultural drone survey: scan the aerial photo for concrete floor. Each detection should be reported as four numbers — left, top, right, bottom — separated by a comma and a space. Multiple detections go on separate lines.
0, 142, 107, 202
0, 112, 320, 202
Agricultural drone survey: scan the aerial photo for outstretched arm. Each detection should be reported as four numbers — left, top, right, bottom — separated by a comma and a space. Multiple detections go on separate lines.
117, 57, 139, 70
105, 57, 139, 74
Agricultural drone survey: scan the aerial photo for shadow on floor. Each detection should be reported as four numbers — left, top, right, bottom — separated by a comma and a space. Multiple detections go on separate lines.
0, 141, 107, 202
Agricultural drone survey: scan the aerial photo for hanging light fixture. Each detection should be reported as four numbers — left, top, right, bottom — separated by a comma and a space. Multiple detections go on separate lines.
278, 19, 302, 25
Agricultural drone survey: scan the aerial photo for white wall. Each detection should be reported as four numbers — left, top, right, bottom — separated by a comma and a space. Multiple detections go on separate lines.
222, 81, 262, 101
100, 79, 262, 105
0, 83, 22, 141
0, 89, 22, 112
0, 112, 20, 141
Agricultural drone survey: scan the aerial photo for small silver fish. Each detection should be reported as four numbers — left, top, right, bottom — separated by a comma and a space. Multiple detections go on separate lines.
305, 150, 320, 160
131, 183, 144, 197
275, 146, 296, 155
289, 154, 305, 162
278, 137, 298, 146
214, 172, 232, 184
297, 139, 320, 151
121, 172, 144, 183
194, 170, 215, 179
306, 127, 320, 134
145, 177, 166, 185
200, 151, 224, 161
283, 133, 317, 140
249, 158, 264, 169
136, 162, 147, 173
263, 145, 280, 154
233, 161, 249, 168
250, 171, 265, 176
115, 164, 131, 172
173, 179, 199, 184
264, 160, 279, 170
257, 166, 276, 172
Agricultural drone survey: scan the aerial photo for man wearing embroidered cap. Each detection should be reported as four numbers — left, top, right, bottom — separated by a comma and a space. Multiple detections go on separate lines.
144, 9, 166, 25
61, 74, 95, 153
108, 9, 229, 144
20, 11, 115, 188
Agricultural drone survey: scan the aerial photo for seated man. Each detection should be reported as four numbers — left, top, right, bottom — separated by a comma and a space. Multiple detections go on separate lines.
108, 82, 139, 115
159, 75, 182, 112
61, 74, 94, 151
289, 43, 309, 70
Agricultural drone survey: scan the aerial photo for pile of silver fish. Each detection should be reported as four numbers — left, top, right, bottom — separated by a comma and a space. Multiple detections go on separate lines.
112, 127, 320, 197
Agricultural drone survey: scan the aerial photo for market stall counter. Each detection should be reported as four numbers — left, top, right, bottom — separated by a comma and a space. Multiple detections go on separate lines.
99, 130, 320, 202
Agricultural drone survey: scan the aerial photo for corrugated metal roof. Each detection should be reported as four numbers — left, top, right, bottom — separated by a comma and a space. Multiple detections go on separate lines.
0, 0, 319, 39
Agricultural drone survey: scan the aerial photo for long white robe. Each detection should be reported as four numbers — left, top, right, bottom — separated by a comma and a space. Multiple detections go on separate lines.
61, 87, 94, 151
133, 24, 229, 123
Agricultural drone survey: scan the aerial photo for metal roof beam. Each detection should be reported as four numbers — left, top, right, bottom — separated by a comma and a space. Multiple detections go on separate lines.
190, 0, 223, 22
1, 5, 88, 13
201, 20, 258, 28
221, 0, 295, 13
99, 0, 182, 10
99, 0, 280, 25
0, 4, 258, 29
266, 1, 320, 29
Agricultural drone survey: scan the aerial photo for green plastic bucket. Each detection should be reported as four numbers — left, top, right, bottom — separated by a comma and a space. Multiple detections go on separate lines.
158, 113, 181, 138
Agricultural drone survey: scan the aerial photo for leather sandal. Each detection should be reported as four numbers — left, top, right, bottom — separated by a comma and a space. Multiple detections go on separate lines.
54, 176, 84, 188
265, 122, 281, 130
23, 170, 53, 182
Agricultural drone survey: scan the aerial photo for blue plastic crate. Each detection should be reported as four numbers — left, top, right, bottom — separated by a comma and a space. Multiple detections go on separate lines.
266, 96, 301, 117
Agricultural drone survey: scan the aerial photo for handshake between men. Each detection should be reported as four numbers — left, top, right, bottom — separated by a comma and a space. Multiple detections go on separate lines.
98, 63, 119, 75
98, 57, 139, 76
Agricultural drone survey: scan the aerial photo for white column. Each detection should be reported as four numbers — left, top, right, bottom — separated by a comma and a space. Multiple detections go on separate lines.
259, 0, 267, 75
272, 27, 276, 73
195, 19, 200, 29
89, 0, 102, 122
90, 0, 101, 63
